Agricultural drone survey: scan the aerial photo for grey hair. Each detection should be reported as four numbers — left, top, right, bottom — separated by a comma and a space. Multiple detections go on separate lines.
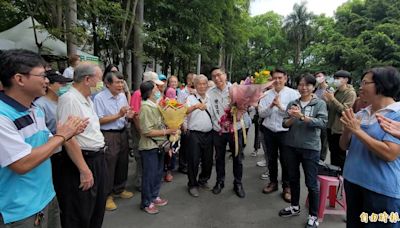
193, 74, 208, 86
73, 63, 97, 83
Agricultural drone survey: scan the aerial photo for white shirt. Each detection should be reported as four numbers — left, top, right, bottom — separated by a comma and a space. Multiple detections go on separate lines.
186, 94, 212, 132
57, 87, 105, 150
63, 66, 74, 79
207, 84, 242, 132
258, 86, 300, 132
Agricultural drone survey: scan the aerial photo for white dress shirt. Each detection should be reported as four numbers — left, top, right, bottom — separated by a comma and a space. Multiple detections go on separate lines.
186, 94, 212, 132
57, 87, 105, 150
258, 86, 300, 132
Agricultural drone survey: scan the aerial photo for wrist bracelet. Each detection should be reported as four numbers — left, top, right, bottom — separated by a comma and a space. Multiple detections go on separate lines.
54, 134, 66, 143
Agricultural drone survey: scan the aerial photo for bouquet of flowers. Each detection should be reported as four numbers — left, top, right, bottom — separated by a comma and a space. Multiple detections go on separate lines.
158, 98, 187, 142
229, 70, 274, 119
325, 76, 336, 93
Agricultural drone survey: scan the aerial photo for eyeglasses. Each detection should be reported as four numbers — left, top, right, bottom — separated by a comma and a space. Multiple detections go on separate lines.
360, 80, 375, 86
21, 73, 47, 80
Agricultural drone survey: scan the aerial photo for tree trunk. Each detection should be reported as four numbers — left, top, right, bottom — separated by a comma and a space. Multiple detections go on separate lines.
66, 0, 77, 55
92, 15, 99, 56
132, 0, 143, 90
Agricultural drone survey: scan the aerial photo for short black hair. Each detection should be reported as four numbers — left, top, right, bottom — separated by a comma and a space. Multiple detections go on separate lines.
297, 73, 316, 86
103, 64, 119, 79
0, 49, 47, 88
140, 81, 154, 101
314, 71, 326, 77
209, 66, 224, 77
272, 67, 287, 76
363, 66, 400, 99
104, 71, 124, 84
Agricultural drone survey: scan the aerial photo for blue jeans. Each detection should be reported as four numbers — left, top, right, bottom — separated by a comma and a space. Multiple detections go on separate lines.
344, 180, 400, 228
140, 148, 164, 208
286, 147, 320, 216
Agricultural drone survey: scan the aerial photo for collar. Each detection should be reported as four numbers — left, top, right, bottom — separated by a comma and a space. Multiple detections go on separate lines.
0, 91, 31, 112
104, 88, 120, 99
143, 99, 158, 108
70, 87, 90, 105
362, 102, 400, 116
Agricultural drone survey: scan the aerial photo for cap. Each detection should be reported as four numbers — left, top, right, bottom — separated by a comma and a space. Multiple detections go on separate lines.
143, 71, 164, 85
334, 70, 351, 78
158, 74, 167, 81
46, 70, 73, 83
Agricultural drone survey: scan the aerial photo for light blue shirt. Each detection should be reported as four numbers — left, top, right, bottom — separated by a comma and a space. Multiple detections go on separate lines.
0, 92, 55, 224
344, 103, 400, 199
94, 88, 128, 130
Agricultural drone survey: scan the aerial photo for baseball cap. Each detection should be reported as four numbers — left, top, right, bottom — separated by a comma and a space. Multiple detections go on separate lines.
46, 70, 73, 83
158, 74, 167, 81
143, 71, 164, 85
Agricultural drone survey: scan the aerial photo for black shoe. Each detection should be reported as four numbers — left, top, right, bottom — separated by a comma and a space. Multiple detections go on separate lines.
234, 184, 245, 198
178, 167, 188, 174
279, 206, 300, 217
199, 182, 211, 190
188, 187, 199, 197
212, 182, 224, 194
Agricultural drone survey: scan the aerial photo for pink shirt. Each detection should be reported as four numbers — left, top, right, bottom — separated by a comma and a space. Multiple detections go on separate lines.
130, 90, 142, 113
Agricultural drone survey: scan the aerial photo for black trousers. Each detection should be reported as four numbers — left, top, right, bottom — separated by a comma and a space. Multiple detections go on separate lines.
261, 126, 290, 188
319, 128, 328, 161
56, 150, 106, 228
286, 147, 320, 216
212, 130, 244, 185
178, 132, 188, 170
327, 129, 347, 171
186, 130, 213, 187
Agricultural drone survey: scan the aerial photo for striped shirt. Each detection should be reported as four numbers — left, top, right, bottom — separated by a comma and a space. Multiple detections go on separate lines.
0, 92, 55, 224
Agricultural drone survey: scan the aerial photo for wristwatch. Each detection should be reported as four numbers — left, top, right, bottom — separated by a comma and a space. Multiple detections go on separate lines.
300, 114, 305, 121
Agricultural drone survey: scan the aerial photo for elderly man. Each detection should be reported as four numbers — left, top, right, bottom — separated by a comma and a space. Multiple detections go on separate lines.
207, 67, 245, 198
57, 62, 107, 228
185, 74, 213, 197
0, 49, 86, 227
94, 71, 134, 211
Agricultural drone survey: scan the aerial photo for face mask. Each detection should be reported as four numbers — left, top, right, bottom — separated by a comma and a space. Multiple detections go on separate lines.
316, 76, 325, 84
154, 91, 161, 100
90, 81, 104, 94
56, 84, 71, 97
334, 79, 342, 88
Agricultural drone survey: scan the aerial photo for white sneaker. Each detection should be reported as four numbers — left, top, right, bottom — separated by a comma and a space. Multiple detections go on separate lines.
250, 151, 258, 157
259, 171, 269, 180
256, 160, 266, 167
306, 215, 319, 227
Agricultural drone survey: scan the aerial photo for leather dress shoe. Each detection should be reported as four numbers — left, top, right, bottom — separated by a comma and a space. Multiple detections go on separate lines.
262, 182, 278, 194
188, 187, 199, 197
212, 182, 224, 194
234, 184, 245, 198
282, 187, 291, 203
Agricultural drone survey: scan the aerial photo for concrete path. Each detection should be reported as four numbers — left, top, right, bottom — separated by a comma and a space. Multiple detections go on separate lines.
103, 126, 346, 228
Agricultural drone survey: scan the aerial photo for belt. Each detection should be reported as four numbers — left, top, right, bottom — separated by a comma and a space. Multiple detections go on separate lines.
82, 146, 107, 156
189, 130, 211, 134
101, 127, 126, 133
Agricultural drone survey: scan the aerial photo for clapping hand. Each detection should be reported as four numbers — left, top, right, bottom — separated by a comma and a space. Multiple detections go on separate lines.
340, 108, 361, 133
376, 113, 400, 138
287, 104, 302, 119
56, 116, 89, 140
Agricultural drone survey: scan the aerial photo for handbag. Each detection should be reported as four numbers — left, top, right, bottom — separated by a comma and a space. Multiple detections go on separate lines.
317, 160, 341, 177
151, 138, 171, 154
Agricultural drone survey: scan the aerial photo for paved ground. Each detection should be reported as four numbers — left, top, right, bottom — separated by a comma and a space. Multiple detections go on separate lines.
103, 126, 346, 228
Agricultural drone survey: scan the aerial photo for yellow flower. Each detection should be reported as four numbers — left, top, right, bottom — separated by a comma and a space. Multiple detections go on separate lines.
261, 70, 270, 76
255, 72, 259, 77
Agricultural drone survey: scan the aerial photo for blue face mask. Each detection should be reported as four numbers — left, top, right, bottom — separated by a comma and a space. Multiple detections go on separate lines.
56, 84, 71, 97
154, 91, 161, 100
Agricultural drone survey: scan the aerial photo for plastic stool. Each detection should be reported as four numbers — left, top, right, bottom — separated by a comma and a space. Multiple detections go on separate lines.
316, 175, 346, 222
